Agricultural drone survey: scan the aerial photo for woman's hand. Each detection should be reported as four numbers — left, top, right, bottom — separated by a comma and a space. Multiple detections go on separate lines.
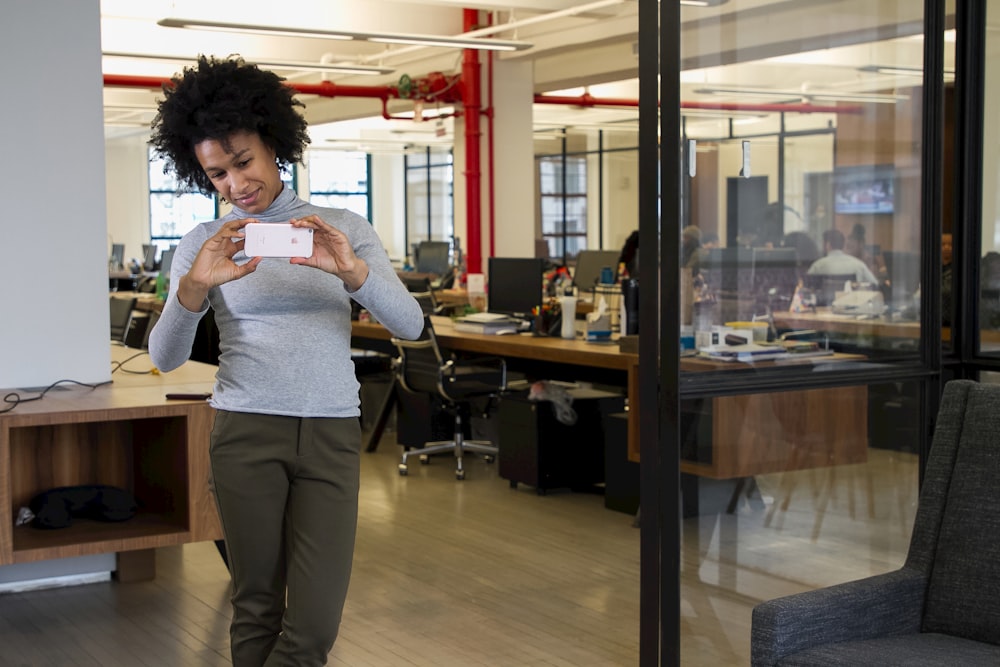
176, 218, 262, 310
289, 215, 369, 291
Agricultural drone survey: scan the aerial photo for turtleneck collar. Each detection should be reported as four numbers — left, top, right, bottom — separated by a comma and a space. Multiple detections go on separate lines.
230, 186, 304, 222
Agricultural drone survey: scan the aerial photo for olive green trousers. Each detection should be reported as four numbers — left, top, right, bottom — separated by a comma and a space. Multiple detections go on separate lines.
210, 411, 361, 667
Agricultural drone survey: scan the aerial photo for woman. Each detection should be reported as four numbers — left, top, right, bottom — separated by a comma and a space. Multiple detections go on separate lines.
148, 56, 423, 666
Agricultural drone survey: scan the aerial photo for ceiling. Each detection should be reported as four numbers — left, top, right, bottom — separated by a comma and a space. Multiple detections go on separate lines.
100, 0, 954, 150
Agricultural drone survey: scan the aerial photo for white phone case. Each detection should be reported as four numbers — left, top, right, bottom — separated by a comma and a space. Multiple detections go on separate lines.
244, 223, 314, 258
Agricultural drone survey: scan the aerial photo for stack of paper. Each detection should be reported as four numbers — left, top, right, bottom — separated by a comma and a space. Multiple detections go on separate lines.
453, 314, 520, 335
699, 343, 790, 363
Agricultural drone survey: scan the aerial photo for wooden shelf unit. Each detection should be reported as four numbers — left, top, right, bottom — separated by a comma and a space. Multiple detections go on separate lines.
0, 352, 221, 580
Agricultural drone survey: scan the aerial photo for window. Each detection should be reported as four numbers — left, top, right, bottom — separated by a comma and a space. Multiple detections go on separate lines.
148, 152, 217, 254
538, 154, 588, 260
307, 150, 371, 219
405, 147, 454, 261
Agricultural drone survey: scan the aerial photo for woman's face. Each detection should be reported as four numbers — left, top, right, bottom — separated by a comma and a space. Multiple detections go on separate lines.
194, 130, 283, 214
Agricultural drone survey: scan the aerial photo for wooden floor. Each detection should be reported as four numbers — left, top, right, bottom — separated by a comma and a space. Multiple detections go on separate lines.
0, 431, 917, 666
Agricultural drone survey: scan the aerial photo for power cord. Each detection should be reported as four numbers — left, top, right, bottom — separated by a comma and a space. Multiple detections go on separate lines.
1, 378, 112, 415
111, 351, 158, 375
1, 351, 158, 414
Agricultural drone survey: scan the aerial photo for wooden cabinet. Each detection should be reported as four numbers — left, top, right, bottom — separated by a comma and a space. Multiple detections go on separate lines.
0, 351, 221, 580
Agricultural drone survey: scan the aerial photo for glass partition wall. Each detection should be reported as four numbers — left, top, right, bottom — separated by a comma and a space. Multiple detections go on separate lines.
646, 1, 955, 663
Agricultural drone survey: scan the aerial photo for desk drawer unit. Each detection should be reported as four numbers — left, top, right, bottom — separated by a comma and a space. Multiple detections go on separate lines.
497, 388, 624, 494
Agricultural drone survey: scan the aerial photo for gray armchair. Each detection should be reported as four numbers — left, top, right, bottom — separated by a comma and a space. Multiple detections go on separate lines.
751, 379, 1000, 666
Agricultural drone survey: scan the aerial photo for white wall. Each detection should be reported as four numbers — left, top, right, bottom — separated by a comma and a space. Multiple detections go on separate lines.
490, 60, 536, 259
0, 0, 110, 388
105, 133, 152, 263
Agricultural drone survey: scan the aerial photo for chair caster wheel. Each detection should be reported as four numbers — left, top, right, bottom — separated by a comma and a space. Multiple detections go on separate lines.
419, 454, 430, 464
456, 469, 466, 480
398, 464, 408, 476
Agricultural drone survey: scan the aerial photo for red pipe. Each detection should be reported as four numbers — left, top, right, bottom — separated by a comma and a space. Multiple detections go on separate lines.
461, 8, 483, 275
104, 73, 399, 102
486, 16, 497, 259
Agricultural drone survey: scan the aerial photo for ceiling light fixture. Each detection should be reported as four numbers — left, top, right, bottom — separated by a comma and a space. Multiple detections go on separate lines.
157, 18, 532, 52
858, 65, 955, 77
694, 85, 907, 104
103, 51, 394, 76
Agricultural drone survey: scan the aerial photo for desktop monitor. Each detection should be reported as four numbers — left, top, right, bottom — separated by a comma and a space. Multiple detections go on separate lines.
414, 241, 451, 276
881, 250, 921, 308
750, 247, 799, 305
159, 247, 176, 276
572, 249, 620, 291
142, 244, 156, 271
698, 247, 754, 298
109, 243, 125, 271
488, 257, 545, 319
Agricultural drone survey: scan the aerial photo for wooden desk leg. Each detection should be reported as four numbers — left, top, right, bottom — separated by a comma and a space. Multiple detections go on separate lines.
364, 382, 398, 453
114, 549, 155, 583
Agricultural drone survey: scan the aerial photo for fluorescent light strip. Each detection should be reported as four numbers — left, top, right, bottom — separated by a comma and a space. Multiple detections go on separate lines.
158, 18, 532, 52
103, 51, 394, 76
694, 86, 907, 104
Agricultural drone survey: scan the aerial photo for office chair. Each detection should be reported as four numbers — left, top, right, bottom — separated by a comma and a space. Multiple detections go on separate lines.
109, 296, 136, 343
400, 275, 440, 315
391, 316, 506, 480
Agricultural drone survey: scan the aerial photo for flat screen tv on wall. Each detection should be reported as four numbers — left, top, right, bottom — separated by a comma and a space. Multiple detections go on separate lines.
833, 164, 895, 215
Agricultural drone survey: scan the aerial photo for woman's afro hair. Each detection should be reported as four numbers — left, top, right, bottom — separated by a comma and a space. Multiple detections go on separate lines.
149, 55, 310, 194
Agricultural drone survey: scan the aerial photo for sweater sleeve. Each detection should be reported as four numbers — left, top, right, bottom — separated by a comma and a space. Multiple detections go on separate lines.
345, 219, 424, 340
147, 227, 212, 372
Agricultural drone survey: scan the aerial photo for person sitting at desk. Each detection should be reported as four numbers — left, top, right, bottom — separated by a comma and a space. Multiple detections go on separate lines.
807, 228, 879, 286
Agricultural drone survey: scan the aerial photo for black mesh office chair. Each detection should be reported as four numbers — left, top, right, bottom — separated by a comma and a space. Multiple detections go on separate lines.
391, 316, 505, 480
399, 275, 440, 315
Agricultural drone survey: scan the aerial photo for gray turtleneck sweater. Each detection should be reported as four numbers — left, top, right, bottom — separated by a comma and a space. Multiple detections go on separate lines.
149, 187, 423, 418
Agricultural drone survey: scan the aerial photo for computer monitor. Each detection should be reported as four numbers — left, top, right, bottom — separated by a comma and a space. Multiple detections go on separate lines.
109, 243, 125, 271
882, 250, 920, 307
572, 249, 620, 291
488, 257, 545, 320
415, 241, 451, 275
698, 247, 754, 298
751, 247, 799, 305
159, 247, 176, 276
142, 244, 156, 271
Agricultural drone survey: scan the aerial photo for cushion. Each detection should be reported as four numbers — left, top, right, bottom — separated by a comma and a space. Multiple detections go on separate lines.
29, 485, 138, 529
777, 633, 1000, 666
922, 386, 1000, 645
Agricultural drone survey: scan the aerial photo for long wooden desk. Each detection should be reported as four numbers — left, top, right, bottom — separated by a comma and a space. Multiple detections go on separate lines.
352, 317, 870, 480
0, 347, 221, 581
352, 316, 641, 460
773, 307, 1000, 345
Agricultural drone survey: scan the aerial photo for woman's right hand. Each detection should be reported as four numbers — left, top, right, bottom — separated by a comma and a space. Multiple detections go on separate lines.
176, 218, 262, 311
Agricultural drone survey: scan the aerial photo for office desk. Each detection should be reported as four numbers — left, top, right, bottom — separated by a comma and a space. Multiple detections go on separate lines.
352, 316, 641, 460
111, 291, 163, 313
352, 318, 867, 479
774, 307, 1000, 345
0, 347, 221, 581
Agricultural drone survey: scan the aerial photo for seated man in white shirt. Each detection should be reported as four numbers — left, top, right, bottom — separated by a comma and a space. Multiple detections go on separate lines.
807, 228, 879, 286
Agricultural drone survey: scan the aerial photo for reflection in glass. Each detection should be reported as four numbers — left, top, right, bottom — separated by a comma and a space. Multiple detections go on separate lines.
672, 2, 933, 662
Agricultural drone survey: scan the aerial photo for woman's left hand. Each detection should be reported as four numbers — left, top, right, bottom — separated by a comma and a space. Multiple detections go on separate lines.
288, 215, 369, 291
